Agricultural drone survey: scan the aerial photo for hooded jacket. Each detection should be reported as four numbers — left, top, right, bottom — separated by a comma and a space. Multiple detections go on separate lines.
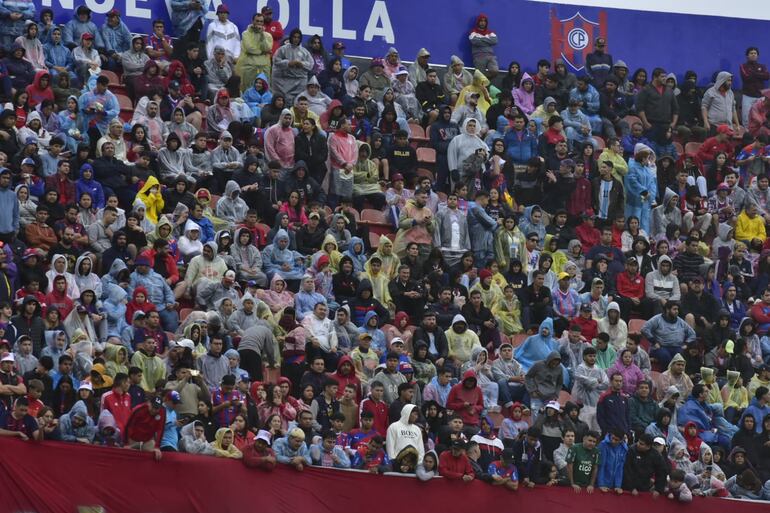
524, 350, 564, 402
215, 180, 249, 223
385, 404, 425, 463
444, 314, 481, 365
597, 434, 628, 488
59, 399, 96, 442
447, 370, 484, 426
622, 442, 667, 493
702, 71, 736, 127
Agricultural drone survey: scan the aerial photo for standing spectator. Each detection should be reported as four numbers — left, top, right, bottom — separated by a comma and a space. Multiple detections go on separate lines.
237, 13, 273, 89
635, 68, 679, 145
261, 6, 283, 55
585, 37, 613, 88
701, 72, 741, 132
124, 396, 165, 460
622, 433, 667, 495
524, 352, 563, 421
272, 29, 313, 105
596, 372, 630, 436
597, 429, 628, 493
170, 0, 206, 44
468, 14, 498, 78
740, 47, 770, 127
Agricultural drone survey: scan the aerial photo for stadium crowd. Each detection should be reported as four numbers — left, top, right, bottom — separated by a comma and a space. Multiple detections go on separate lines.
0, 3, 770, 502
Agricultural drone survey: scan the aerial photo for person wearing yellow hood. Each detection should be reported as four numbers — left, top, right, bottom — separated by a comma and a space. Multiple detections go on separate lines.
721, 370, 749, 423
365, 235, 399, 280
210, 427, 243, 458
445, 314, 481, 368
135, 175, 164, 224
455, 69, 493, 114
597, 137, 628, 188
362, 255, 392, 309
394, 187, 435, 260
104, 343, 129, 378
542, 234, 568, 275
699, 367, 723, 405
312, 233, 343, 273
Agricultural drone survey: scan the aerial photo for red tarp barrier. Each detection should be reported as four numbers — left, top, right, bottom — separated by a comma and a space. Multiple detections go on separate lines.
0, 438, 767, 513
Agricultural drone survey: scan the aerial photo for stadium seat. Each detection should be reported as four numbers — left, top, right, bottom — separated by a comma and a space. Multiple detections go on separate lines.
117, 94, 133, 122
369, 231, 381, 249
408, 123, 428, 147
511, 333, 527, 347
623, 115, 642, 128
209, 194, 221, 209
628, 318, 645, 337
361, 208, 393, 236
416, 147, 436, 166
593, 136, 605, 150
417, 167, 434, 181
179, 308, 194, 322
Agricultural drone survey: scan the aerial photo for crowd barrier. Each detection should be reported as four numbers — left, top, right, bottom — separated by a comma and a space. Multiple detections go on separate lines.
1, 439, 768, 513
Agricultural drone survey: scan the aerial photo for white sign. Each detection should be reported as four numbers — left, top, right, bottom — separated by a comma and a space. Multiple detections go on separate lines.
528, 0, 770, 21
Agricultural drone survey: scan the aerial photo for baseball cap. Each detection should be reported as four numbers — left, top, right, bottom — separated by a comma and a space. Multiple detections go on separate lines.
717, 124, 734, 137
135, 256, 151, 267
358, 333, 372, 341
717, 183, 730, 191
391, 173, 404, 182
653, 437, 666, 446
21, 157, 35, 166
308, 212, 321, 220
82, 32, 94, 40
166, 390, 182, 403
289, 428, 306, 440
558, 271, 570, 281
398, 362, 413, 374
451, 438, 466, 448
390, 337, 405, 346
177, 338, 195, 350
216, 4, 229, 13
545, 400, 562, 412
580, 303, 592, 312
151, 396, 163, 409
261, 5, 272, 13
168, 80, 180, 90
132, 310, 146, 321
107, 8, 120, 16
333, 41, 345, 50
78, 382, 93, 392
0, 353, 14, 363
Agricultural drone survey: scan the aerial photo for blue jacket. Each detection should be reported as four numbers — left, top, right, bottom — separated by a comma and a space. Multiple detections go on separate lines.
77, 89, 119, 137
597, 435, 627, 488
103, 283, 128, 337
624, 159, 658, 208
294, 288, 326, 321
273, 436, 312, 465
62, 15, 104, 49
740, 397, 770, 433
596, 390, 630, 434
128, 270, 175, 312
0, 171, 19, 233
170, 0, 208, 35
58, 400, 96, 442
189, 214, 214, 243
75, 164, 105, 209
242, 73, 273, 119
503, 128, 538, 165
100, 20, 132, 55
569, 84, 600, 115
467, 203, 497, 254
0, 0, 35, 40
677, 396, 714, 431
44, 41, 75, 71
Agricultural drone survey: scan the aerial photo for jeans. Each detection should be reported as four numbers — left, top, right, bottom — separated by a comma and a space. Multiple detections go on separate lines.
497, 379, 529, 407
650, 345, 681, 369
158, 308, 179, 332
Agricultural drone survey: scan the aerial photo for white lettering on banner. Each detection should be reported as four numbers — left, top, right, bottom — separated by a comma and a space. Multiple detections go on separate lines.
364, 1, 394, 43
127, 0, 152, 19
85, 0, 115, 14
332, 0, 356, 39
300, 0, 324, 36
256, 0, 290, 28
253, 0, 393, 43
528, 0, 770, 21
41, 0, 73, 9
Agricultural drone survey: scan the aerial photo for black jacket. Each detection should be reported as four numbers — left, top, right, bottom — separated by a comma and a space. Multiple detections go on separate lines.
294, 131, 329, 181
412, 326, 449, 362
622, 444, 667, 492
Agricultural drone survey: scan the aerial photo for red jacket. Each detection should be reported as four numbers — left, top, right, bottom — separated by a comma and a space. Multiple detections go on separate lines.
696, 136, 733, 163
141, 249, 180, 285
439, 450, 475, 479
359, 395, 388, 437
616, 271, 644, 299
567, 176, 592, 218
576, 223, 600, 254
572, 316, 598, 342
44, 290, 73, 318
124, 402, 166, 445
332, 355, 362, 402
243, 444, 277, 470
446, 370, 484, 426
100, 388, 133, 433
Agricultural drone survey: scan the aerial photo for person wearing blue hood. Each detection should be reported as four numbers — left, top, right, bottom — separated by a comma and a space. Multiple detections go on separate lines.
4, 43, 35, 92
515, 317, 570, 386
62, 6, 104, 50
188, 202, 215, 243
100, 9, 131, 70
75, 163, 105, 210
624, 143, 658, 234
59, 399, 96, 443
293, 274, 326, 321
243, 73, 272, 122
678, 384, 738, 449
0, 0, 35, 49
518, 205, 546, 249
358, 310, 387, 355
44, 27, 77, 83
262, 229, 306, 285
0, 168, 19, 242
103, 282, 128, 337
78, 76, 120, 142
740, 387, 770, 433
596, 428, 628, 493
343, 236, 367, 276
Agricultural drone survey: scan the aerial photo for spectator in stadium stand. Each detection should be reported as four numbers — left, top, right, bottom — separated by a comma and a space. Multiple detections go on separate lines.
2, 7, 770, 505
